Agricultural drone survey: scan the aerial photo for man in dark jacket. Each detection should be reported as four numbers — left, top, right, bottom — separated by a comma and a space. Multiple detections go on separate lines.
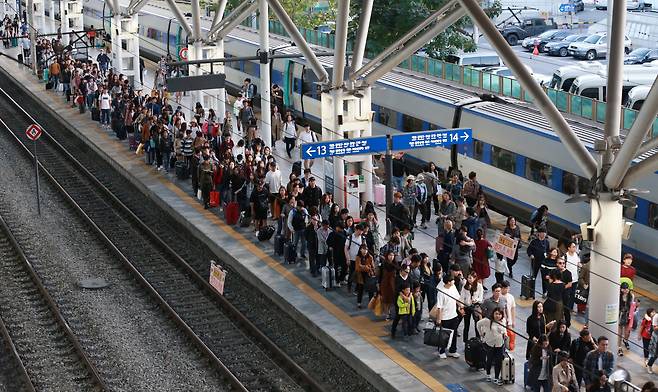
388, 192, 409, 232
527, 227, 550, 288
327, 223, 347, 287
570, 328, 596, 388
302, 177, 322, 209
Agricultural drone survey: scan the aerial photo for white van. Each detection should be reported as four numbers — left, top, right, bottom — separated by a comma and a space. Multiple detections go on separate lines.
626, 85, 651, 110
549, 61, 606, 92
445, 51, 502, 68
569, 72, 658, 104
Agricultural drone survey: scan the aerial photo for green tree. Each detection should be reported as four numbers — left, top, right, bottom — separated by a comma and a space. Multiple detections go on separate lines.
350, 0, 501, 59
224, 0, 338, 30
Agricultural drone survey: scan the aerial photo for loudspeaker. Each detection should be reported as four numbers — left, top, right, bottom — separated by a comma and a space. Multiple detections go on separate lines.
580, 222, 595, 242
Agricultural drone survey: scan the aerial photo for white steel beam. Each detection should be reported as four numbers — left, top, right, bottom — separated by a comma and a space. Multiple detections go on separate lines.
267, 0, 329, 83
351, 0, 373, 72
459, 0, 598, 178
606, 77, 658, 189
362, 3, 466, 86
210, 0, 228, 33
105, 0, 116, 15
191, 0, 202, 41
165, 0, 193, 36
259, 0, 271, 148
208, 0, 258, 39
332, 0, 350, 88
127, 0, 150, 16
602, 0, 626, 169
351, 1, 456, 80
637, 136, 658, 157
623, 153, 658, 187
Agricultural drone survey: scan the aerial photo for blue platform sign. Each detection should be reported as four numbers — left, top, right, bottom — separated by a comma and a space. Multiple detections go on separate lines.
559, 3, 574, 12
391, 128, 472, 151
301, 136, 388, 160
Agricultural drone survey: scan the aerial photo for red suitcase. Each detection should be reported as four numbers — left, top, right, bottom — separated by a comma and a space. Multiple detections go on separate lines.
209, 191, 220, 208
225, 202, 240, 225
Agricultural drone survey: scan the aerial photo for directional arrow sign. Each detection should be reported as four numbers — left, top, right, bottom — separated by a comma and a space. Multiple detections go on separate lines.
301, 135, 388, 160
390, 128, 472, 151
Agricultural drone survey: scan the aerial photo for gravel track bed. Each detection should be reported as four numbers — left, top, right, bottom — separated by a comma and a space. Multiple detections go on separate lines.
0, 71, 376, 392
0, 120, 228, 391
0, 329, 28, 392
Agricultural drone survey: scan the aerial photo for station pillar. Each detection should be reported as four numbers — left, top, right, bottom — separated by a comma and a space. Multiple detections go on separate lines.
258, 0, 271, 148
110, 14, 140, 88
587, 193, 623, 354
321, 87, 374, 213
61, 0, 82, 46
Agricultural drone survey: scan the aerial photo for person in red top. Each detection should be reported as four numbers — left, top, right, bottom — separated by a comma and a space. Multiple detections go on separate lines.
639, 308, 655, 365
87, 25, 96, 47
621, 253, 637, 281
472, 228, 492, 290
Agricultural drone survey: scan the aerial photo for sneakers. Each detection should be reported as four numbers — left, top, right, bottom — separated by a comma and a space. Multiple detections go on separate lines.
648, 366, 654, 374
493, 379, 503, 386
618, 348, 624, 357
624, 340, 630, 350
447, 352, 460, 358
439, 353, 447, 359
485, 375, 491, 382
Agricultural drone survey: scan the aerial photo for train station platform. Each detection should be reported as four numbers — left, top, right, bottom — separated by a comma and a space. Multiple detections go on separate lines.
2, 12, 658, 392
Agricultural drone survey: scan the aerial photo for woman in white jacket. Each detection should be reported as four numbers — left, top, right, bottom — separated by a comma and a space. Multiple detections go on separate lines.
461, 270, 484, 343
477, 307, 507, 385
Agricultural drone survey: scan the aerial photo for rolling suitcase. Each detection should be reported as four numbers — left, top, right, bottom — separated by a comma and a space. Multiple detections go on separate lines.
283, 241, 297, 264
239, 211, 252, 228
524, 361, 530, 389
464, 338, 485, 369
521, 275, 536, 299
274, 234, 284, 256
209, 191, 220, 208
91, 107, 100, 121
128, 134, 138, 150
501, 351, 515, 384
43, 68, 49, 81
17, 53, 23, 63
374, 184, 386, 205
292, 161, 302, 176
45, 81, 54, 90
225, 202, 240, 225
321, 264, 336, 290
175, 161, 189, 180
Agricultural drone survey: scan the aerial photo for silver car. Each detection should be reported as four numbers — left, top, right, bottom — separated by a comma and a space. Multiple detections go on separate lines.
568, 33, 632, 60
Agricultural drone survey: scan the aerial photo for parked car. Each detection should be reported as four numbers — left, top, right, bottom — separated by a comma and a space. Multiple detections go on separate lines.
498, 17, 558, 46
568, 33, 632, 60
445, 50, 502, 67
595, 0, 646, 8
521, 29, 571, 52
594, 0, 608, 9
543, 34, 589, 57
624, 48, 658, 64
570, 0, 585, 12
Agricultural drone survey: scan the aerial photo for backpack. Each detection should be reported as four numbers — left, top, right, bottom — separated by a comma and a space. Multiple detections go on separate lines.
291, 209, 306, 231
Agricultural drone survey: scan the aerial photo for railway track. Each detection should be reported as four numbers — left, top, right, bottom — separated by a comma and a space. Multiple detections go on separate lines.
0, 214, 106, 392
0, 84, 326, 391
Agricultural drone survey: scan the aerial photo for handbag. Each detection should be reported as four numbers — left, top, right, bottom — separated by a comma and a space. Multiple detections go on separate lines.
423, 326, 454, 348
574, 287, 589, 305
367, 294, 378, 310
364, 275, 378, 293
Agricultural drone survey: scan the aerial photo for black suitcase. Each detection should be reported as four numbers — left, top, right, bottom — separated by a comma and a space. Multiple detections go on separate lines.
175, 161, 189, 180
17, 53, 23, 63
45, 81, 54, 90
66, 90, 71, 102
521, 274, 536, 299
464, 338, 485, 369
91, 107, 100, 121
283, 241, 296, 264
292, 161, 302, 176
258, 226, 275, 241
274, 234, 284, 255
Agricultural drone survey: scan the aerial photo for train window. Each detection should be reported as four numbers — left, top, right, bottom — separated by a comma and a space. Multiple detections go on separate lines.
562, 171, 591, 195
491, 145, 516, 174
378, 107, 398, 129
402, 114, 423, 132
649, 202, 658, 229
243, 61, 260, 77
580, 88, 599, 100
473, 139, 484, 161
525, 158, 552, 187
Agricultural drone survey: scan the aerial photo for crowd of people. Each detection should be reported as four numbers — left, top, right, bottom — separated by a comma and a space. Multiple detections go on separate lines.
18, 25, 658, 391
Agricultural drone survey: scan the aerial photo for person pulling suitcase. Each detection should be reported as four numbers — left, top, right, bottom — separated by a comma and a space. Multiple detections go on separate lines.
476, 307, 507, 385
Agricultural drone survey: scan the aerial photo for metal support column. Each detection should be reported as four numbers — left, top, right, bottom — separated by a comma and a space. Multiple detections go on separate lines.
214, 0, 228, 120
259, 0, 271, 148
267, 0, 328, 83
27, 0, 36, 74
623, 153, 658, 187
351, 0, 373, 72
191, 0, 202, 41
332, 0, 349, 88
333, 90, 345, 208
192, 40, 203, 118
166, 0, 193, 36
587, 194, 622, 353
458, 0, 598, 178
361, 87, 374, 203
61, 0, 69, 45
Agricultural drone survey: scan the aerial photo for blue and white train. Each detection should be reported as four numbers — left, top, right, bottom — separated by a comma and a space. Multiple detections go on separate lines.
82, 0, 658, 273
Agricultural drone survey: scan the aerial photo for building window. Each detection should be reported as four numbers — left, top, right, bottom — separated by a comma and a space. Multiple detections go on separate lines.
378, 107, 398, 129
525, 158, 552, 187
649, 202, 658, 229
473, 139, 484, 161
491, 145, 516, 173
402, 114, 424, 132
561, 171, 591, 195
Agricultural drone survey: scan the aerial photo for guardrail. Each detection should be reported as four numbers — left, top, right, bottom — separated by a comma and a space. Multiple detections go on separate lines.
241, 19, 658, 138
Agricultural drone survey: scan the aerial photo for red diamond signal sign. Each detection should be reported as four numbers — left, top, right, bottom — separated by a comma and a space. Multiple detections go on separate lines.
25, 124, 42, 141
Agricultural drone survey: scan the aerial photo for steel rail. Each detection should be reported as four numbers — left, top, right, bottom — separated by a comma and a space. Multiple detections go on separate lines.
0, 84, 326, 392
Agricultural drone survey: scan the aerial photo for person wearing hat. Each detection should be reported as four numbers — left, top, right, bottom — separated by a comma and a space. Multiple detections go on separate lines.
402, 175, 417, 228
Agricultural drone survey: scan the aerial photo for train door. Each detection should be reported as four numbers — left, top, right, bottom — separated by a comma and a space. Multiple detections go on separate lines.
290, 60, 304, 112
282, 59, 293, 108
